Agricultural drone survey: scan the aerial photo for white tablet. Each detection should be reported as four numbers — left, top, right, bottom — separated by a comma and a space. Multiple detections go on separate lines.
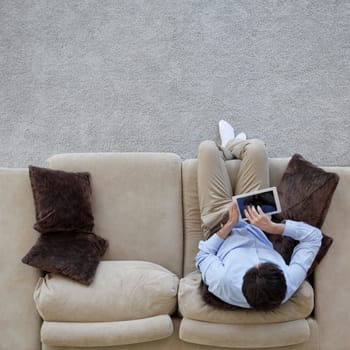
232, 187, 281, 221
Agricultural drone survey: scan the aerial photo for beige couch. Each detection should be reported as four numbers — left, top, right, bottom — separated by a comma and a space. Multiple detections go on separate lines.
1, 152, 349, 350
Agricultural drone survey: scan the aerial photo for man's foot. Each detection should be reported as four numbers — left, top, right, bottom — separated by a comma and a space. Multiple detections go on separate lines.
219, 120, 235, 147
235, 132, 247, 141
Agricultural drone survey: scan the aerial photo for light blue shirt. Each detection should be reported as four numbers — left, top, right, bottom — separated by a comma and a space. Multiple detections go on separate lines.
196, 220, 322, 308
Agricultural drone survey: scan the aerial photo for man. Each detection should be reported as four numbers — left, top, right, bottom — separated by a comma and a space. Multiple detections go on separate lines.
196, 120, 322, 310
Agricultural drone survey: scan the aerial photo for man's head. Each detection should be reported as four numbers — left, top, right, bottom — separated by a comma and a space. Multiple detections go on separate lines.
242, 262, 286, 311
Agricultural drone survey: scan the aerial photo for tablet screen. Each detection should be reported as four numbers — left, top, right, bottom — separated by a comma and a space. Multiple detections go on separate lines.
234, 188, 281, 220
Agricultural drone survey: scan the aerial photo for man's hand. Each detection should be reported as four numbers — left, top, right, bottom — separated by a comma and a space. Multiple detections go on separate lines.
216, 202, 239, 239
244, 205, 285, 235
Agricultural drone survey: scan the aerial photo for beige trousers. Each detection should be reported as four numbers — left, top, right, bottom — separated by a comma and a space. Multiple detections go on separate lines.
197, 139, 269, 239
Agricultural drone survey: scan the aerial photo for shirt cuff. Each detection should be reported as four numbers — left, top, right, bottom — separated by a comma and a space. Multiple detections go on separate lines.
282, 220, 300, 240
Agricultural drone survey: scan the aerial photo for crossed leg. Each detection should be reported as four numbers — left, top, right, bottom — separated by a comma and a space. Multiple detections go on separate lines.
197, 139, 269, 239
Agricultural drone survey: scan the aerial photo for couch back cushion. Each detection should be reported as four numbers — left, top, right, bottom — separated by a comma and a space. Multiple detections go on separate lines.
47, 153, 183, 277
182, 158, 289, 275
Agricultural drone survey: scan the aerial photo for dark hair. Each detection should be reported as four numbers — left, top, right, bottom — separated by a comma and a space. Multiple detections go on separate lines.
242, 262, 287, 311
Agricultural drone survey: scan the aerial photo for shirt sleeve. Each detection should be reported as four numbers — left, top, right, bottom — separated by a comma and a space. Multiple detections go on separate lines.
195, 233, 226, 286
282, 220, 323, 301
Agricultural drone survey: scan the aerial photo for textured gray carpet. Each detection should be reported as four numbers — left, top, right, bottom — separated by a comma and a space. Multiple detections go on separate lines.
1, 1, 349, 168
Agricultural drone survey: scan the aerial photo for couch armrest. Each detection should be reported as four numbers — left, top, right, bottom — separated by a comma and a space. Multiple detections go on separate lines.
314, 167, 350, 350
0, 168, 41, 350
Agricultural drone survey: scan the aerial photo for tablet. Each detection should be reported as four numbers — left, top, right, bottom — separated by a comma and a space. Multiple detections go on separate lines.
232, 187, 281, 221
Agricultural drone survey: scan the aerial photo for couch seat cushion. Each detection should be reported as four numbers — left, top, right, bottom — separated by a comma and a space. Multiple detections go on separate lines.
178, 271, 314, 324
41, 315, 174, 347
35, 261, 179, 322
180, 318, 311, 348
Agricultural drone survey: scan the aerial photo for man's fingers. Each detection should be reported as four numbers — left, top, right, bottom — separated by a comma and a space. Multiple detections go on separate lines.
247, 205, 258, 216
229, 203, 234, 217
257, 205, 264, 215
245, 205, 261, 222
230, 202, 238, 216
245, 206, 255, 219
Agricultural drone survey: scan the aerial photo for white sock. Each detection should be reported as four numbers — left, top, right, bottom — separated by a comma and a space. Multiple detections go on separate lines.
235, 132, 247, 141
219, 120, 235, 147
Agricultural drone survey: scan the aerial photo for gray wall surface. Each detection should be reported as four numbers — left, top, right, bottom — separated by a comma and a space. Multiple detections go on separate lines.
1, 0, 349, 167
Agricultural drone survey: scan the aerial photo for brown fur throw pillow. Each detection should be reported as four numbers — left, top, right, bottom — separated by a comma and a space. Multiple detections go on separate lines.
272, 153, 339, 228
201, 154, 339, 309
23, 166, 108, 285
22, 231, 108, 285
271, 153, 339, 276
29, 166, 94, 234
